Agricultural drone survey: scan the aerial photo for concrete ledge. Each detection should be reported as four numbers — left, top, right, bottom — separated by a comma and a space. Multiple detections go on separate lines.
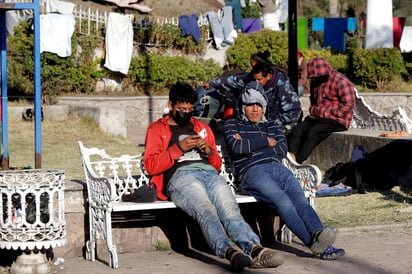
306, 128, 412, 172
8, 105, 69, 121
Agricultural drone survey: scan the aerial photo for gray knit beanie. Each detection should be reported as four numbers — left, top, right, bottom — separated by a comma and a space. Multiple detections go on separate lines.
241, 82, 267, 113
240, 81, 267, 121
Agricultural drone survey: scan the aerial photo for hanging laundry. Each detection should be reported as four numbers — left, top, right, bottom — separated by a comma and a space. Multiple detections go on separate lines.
276, 0, 288, 30
225, 0, 243, 32
206, 6, 236, 50
104, 12, 134, 75
178, 14, 201, 44
45, 0, 76, 14
40, 13, 75, 57
257, 0, 279, 31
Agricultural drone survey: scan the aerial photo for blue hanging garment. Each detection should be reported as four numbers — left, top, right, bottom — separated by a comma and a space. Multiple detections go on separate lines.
178, 14, 201, 44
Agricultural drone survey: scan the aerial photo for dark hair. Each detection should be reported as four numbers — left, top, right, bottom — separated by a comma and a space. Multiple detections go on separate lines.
250, 50, 272, 66
169, 82, 196, 105
251, 61, 273, 77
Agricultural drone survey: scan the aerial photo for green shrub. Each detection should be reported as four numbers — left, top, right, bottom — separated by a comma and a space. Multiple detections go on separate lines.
401, 51, 412, 81
351, 48, 406, 90
134, 19, 209, 55
226, 31, 348, 75
226, 29, 289, 71
302, 48, 349, 73
405, 63, 412, 81
7, 20, 109, 103
7, 20, 36, 99
241, 0, 262, 19
128, 54, 222, 92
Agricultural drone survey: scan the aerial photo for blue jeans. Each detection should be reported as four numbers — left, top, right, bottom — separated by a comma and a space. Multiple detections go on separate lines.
240, 162, 323, 246
168, 169, 260, 258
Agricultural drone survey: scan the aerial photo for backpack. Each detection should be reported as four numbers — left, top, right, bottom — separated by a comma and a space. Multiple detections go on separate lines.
323, 145, 368, 193
194, 86, 222, 119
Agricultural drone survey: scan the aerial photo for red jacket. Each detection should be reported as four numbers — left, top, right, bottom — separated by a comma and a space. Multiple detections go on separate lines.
143, 116, 222, 200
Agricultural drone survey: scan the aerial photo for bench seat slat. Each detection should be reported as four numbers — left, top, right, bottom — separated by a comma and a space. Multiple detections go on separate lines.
111, 201, 176, 211
110, 195, 257, 212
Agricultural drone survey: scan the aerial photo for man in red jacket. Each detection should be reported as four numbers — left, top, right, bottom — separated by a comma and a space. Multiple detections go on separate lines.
143, 82, 283, 272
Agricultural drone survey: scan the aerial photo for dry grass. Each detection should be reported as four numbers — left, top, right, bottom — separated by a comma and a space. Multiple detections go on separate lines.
316, 187, 412, 228
6, 117, 142, 180
4, 117, 412, 228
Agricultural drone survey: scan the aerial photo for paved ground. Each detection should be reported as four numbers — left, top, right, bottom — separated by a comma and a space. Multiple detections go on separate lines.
49, 224, 412, 274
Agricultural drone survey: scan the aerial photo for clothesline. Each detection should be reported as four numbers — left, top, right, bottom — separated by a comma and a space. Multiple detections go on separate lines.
72, 5, 212, 38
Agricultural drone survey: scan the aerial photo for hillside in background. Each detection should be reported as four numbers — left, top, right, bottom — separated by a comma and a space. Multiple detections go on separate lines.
70, 0, 411, 24
70, 0, 223, 17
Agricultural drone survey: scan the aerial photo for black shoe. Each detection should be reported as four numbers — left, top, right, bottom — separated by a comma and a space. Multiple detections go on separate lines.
227, 249, 252, 272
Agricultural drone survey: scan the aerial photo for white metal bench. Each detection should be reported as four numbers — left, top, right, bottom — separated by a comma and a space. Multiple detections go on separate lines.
78, 140, 321, 269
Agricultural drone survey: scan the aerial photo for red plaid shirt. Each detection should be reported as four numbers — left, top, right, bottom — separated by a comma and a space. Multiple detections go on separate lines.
307, 58, 355, 129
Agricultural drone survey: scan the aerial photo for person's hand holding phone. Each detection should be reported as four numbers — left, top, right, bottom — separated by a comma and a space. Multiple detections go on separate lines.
196, 136, 212, 156
179, 135, 201, 152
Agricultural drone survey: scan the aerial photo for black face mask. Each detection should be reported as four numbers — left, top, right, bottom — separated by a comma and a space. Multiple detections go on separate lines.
172, 110, 193, 125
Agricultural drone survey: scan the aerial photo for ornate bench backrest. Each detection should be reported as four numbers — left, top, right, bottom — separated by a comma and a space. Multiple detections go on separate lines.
216, 145, 238, 194
78, 141, 150, 202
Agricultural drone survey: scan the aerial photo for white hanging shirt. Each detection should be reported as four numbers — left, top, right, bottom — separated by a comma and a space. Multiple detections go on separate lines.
40, 13, 75, 57
104, 12, 134, 75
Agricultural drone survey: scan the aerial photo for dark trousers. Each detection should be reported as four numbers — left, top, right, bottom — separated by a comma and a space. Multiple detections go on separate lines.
287, 117, 346, 163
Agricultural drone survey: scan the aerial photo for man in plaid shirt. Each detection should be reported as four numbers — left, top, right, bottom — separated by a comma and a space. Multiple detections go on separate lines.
288, 57, 355, 164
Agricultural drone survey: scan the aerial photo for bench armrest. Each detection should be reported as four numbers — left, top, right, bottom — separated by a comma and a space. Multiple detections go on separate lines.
78, 141, 151, 205
83, 168, 117, 210
282, 152, 322, 201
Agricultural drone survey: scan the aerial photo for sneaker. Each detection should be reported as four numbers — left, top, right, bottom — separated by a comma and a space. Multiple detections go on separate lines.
250, 247, 284, 268
310, 227, 336, 254
314, 245, 345, 260
228, 249, 252, 272
286, 152, 300, 165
